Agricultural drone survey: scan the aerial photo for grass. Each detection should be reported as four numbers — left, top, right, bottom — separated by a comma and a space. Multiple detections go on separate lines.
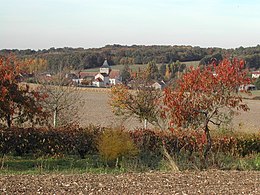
1, 150, 259, 175
0, 155, 111, 175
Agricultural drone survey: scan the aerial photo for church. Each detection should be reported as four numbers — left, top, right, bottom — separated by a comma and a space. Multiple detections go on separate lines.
82, 59, 121, 87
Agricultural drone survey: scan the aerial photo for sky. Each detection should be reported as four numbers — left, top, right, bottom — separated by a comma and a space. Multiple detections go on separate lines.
1, 0, 260, 50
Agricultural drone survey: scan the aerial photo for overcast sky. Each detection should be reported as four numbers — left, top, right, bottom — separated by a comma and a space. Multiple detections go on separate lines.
1, 0, 260, 50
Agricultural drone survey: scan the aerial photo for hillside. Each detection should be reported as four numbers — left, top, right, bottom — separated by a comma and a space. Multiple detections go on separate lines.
1, 45, 260, 73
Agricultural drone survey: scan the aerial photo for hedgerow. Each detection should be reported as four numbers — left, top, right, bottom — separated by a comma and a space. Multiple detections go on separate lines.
0, 126, 259, 163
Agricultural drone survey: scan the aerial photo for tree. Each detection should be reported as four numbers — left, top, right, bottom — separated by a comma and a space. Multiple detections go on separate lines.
159, 64, 166, 77
120, 64, 131, 84
164, 64, 171, 80
110, 84, 162, 129
146, 61, 161, 81
21, 57, 48, 74
163, 59, 250, 158
255, 77, 260, 90
37, 71, 84, 127
0, 56, 47, 128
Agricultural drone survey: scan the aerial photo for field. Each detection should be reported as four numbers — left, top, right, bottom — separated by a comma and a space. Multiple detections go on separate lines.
1, 171, 259, 194
78, 88, 260, 133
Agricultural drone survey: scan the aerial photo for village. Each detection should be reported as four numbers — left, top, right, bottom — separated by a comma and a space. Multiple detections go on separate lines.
55, 59, 260, 91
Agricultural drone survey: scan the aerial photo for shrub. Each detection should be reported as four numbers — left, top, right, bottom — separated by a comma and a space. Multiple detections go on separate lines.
0, 125, 103, 157
97, 128, 138, 167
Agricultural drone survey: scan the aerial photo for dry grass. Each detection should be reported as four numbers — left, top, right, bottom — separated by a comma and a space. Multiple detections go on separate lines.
77, 89, 260, 133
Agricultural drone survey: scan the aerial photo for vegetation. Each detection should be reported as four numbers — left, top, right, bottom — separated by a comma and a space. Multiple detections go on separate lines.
97, 128, 138, 167
110, 84, 162, 129
0, 126, 259, 173
37, 72, 84, 127
254, 77, 260, 89
1, 44, 260, 73
0, 56, 47, 128
163, 59, 250, 158
0, 56, 259, 174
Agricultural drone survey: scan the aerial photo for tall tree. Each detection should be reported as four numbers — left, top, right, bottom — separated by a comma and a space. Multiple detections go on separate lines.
146, 61, 161, 81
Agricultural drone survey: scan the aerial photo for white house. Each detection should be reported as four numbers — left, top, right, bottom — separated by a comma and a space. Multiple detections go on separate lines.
239, 84, 257, 91
151, 81, 166, 90
93, 73, 110, 87
252, 71, 260, 79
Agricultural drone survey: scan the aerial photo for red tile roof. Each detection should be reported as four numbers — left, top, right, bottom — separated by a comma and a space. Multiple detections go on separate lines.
80, 72, 97, 78
109, 70, 120, 79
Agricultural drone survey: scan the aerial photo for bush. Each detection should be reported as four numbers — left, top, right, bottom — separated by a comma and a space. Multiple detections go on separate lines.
0, 126, 259, 171
97, 128, 138, 167
0, 125, 103, 157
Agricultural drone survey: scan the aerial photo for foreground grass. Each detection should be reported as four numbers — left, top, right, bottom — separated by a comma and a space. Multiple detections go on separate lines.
0, 155, 129, 175
0, 153, 259, 175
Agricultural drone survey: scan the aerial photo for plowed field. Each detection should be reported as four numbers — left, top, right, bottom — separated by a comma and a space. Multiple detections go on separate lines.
1, 171, 259, 194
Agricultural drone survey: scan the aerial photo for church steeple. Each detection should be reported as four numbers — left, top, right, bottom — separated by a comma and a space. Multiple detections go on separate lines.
100, 59, 111, 75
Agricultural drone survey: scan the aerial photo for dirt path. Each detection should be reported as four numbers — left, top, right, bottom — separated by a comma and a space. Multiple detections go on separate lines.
0, 171, 259, 194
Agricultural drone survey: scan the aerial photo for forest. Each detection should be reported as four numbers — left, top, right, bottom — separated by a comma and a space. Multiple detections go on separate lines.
1, 44, 260, 73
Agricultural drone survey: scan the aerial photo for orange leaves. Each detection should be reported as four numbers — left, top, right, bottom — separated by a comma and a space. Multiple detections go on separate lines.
110, 84, 129, 114
163, 58, 250, 129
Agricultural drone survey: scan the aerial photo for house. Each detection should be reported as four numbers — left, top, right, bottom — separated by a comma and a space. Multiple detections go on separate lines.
252, 71, 260, 79
151, 80, 166, 90
109, 70, 121, 85
239, 84, 257, 91
93, 73, 110, 87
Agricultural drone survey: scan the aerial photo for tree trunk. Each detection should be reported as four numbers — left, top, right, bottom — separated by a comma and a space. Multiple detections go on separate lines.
204, 123, 212, 159
6, 115, 11, 128
53, 108, 57, 127
144, 119, 147, 129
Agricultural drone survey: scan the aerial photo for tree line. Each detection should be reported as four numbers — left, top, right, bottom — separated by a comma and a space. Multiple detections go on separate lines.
1, 44, 260, 73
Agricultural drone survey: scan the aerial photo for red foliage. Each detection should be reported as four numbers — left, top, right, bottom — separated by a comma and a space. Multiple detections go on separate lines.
162, 58, 251, 128
0, 55, 48, 127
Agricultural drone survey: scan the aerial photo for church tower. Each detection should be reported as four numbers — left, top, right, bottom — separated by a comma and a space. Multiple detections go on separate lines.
100, 59, 111, 75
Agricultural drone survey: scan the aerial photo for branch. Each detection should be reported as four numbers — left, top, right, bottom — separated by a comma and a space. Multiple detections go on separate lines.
209, 119, 221, 126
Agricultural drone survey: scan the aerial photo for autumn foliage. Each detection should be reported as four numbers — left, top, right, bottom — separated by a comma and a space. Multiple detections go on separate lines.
163, 59, 250, 128
162, 59, 251, 157
0, 55, 47, 127
110, 84, 162, 128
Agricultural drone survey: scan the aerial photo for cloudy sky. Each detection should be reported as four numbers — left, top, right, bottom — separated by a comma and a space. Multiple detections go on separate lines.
1, 0, 260, 49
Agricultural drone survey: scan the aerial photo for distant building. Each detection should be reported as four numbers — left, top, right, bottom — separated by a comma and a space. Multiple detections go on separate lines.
80, 59, 122, 87
252, 71, 260, 79
151, 80, 166, 90
239, 84, 257, 91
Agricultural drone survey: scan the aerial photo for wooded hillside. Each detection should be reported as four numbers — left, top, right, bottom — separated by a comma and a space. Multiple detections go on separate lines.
1, 44, 260, 73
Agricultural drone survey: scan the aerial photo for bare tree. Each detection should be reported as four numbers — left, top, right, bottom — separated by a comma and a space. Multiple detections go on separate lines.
38, 72, 84, 127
